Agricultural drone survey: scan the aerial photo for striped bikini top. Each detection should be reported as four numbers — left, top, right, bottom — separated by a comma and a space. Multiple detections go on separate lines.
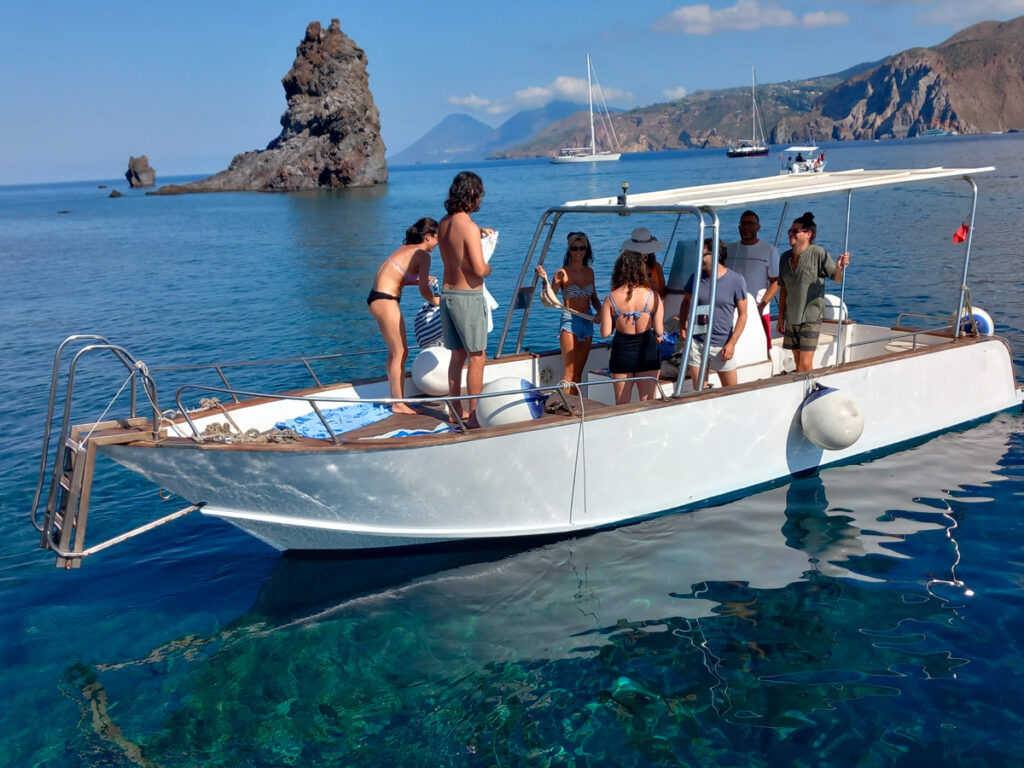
563, 283, 595, 300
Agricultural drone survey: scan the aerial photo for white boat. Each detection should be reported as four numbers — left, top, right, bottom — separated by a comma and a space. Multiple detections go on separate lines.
30, 167, 1022, 566
780, 144, 825, 174
726, 66, 769, 158
550, 54, 621, 163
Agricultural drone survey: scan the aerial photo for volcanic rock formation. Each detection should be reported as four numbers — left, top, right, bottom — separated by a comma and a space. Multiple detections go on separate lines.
155, 19, 386, 194
125, 155, 156, 187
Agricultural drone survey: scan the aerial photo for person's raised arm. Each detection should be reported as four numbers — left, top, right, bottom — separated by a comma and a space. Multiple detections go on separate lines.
462, 218, 491, 279
833, 252, 850, 283
415, 252, 439, 306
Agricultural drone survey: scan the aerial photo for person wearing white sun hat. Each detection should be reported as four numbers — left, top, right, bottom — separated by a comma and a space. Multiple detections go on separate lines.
621, 227, 667, 297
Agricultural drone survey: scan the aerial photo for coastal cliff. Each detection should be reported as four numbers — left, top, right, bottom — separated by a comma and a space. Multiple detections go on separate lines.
492, 15, 1023, 158
156, 19, 386, 194
808, 17, 1024, 139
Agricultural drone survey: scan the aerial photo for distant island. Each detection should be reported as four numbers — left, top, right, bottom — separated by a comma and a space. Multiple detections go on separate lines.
394, 15, 1024, 164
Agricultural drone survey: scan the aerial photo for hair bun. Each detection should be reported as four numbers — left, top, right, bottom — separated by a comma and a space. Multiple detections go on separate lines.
802, 211, 815, 221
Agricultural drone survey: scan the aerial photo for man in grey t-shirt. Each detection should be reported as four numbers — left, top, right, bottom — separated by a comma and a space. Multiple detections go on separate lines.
679, 239, 748, 388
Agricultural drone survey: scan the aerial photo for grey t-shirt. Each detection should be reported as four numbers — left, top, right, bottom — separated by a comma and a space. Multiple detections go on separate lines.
683, 268, 747, 346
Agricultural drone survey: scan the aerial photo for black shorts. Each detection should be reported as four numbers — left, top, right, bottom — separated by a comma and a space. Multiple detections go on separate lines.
609, 330, 660, 374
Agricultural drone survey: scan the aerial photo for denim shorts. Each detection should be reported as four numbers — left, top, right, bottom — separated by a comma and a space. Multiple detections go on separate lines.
560, 311, 594, 340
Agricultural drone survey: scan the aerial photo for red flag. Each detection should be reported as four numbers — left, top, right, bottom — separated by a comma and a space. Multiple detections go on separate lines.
952, 223, 969, 244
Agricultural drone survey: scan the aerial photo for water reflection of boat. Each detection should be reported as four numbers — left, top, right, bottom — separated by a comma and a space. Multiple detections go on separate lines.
249, 416, 1011, 640
69, 419, 1014, 762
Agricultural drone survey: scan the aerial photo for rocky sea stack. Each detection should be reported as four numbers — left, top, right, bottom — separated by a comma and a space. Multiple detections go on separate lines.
126, 155, 156, 187
155, 19, 387, 194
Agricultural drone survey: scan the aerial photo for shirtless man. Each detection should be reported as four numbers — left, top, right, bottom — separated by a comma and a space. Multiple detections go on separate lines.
438, 171, 491, 426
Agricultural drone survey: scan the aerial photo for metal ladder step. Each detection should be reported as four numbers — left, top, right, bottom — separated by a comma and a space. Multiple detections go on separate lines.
47, 437, 89, 566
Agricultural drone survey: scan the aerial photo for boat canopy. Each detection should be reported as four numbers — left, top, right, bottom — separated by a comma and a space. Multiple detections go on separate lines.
784, 145, 820, 153
563, 167, 995, 211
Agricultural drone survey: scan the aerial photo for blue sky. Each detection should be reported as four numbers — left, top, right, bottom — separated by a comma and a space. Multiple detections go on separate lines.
2, 0, 1023, 184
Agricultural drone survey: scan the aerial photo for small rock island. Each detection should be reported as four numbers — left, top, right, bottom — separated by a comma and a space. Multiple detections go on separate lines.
126, 155, 156, 187
154, 19, 387, 194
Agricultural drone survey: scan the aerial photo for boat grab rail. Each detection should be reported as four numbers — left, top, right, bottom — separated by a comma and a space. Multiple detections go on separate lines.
147, 346, 432, 402
30, 336, 161, 535
170, 377, 621, 441
842, 323, 958, 355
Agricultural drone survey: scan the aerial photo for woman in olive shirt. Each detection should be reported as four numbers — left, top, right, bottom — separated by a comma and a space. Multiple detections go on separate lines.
776, 212, 850, 372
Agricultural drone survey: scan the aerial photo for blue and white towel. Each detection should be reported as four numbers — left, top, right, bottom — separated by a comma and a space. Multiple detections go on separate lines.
275, 403, 391, 439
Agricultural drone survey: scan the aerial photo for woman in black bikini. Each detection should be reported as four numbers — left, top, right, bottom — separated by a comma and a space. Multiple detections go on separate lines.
367, 217, 440, 413
599, 249, 665, 405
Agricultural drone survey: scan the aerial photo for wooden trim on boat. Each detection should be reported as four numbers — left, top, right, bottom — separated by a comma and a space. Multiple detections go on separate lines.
105, 335, 1009, 454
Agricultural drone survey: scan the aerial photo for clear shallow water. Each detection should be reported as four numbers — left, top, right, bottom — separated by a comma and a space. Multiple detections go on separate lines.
2, 137, 1024, 766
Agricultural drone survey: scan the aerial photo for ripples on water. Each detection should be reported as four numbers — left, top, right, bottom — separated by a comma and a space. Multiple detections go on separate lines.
1, 137, 1023, 766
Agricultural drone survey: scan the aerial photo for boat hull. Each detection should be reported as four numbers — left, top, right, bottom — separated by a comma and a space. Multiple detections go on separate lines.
550, 152, 621, 163
101, 338, 1021, 551
727, 146, 769, 158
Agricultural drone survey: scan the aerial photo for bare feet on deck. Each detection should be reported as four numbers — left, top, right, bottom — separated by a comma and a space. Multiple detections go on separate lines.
447, 407, 480, 429
391, 403, 418, 415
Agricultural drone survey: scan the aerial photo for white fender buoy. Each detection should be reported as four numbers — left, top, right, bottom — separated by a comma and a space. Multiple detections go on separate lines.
959, 307, 994, 336
411, 346, 451, 396
800, 384, 864, 450
476, 377, 546, 427
414, 303, 443, 347
823, 293, 848, 321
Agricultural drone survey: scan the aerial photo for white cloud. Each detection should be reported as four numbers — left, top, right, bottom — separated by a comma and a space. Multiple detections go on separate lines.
911, 0, 1024, 28
802, 10, 850, 28
446, 94, 494, 111
448, 76, 634, 116
654, 1, 848, 34
662, 86, 689, 100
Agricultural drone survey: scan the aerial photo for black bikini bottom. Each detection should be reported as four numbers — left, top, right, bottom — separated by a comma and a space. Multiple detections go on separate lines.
367, 289, 399, 305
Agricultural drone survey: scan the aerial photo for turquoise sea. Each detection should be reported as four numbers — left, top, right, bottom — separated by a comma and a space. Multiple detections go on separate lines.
2, 136, 1024, 766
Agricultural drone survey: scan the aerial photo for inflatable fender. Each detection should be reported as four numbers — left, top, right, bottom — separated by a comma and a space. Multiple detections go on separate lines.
823, 293, 848, 321
959, 307, 994, 337
800, 383, 864, 450
411, 346, 451, 396
414, 303, 443, 348
476, 377, 546, 427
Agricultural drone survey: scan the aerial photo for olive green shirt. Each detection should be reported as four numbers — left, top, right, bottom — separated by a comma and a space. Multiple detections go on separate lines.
779, 244, 838, 326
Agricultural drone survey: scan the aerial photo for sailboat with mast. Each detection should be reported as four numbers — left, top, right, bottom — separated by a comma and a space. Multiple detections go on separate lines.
727, 66, 769, 158
551, 54, 622, 163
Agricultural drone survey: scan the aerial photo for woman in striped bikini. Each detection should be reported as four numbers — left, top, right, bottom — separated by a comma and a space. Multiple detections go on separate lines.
367, 217, 440, 413
535, 231, 602, 384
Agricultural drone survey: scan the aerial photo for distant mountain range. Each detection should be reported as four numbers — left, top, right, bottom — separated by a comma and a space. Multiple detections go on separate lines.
392, 15, 1024, 164
388, 100, 587, 165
